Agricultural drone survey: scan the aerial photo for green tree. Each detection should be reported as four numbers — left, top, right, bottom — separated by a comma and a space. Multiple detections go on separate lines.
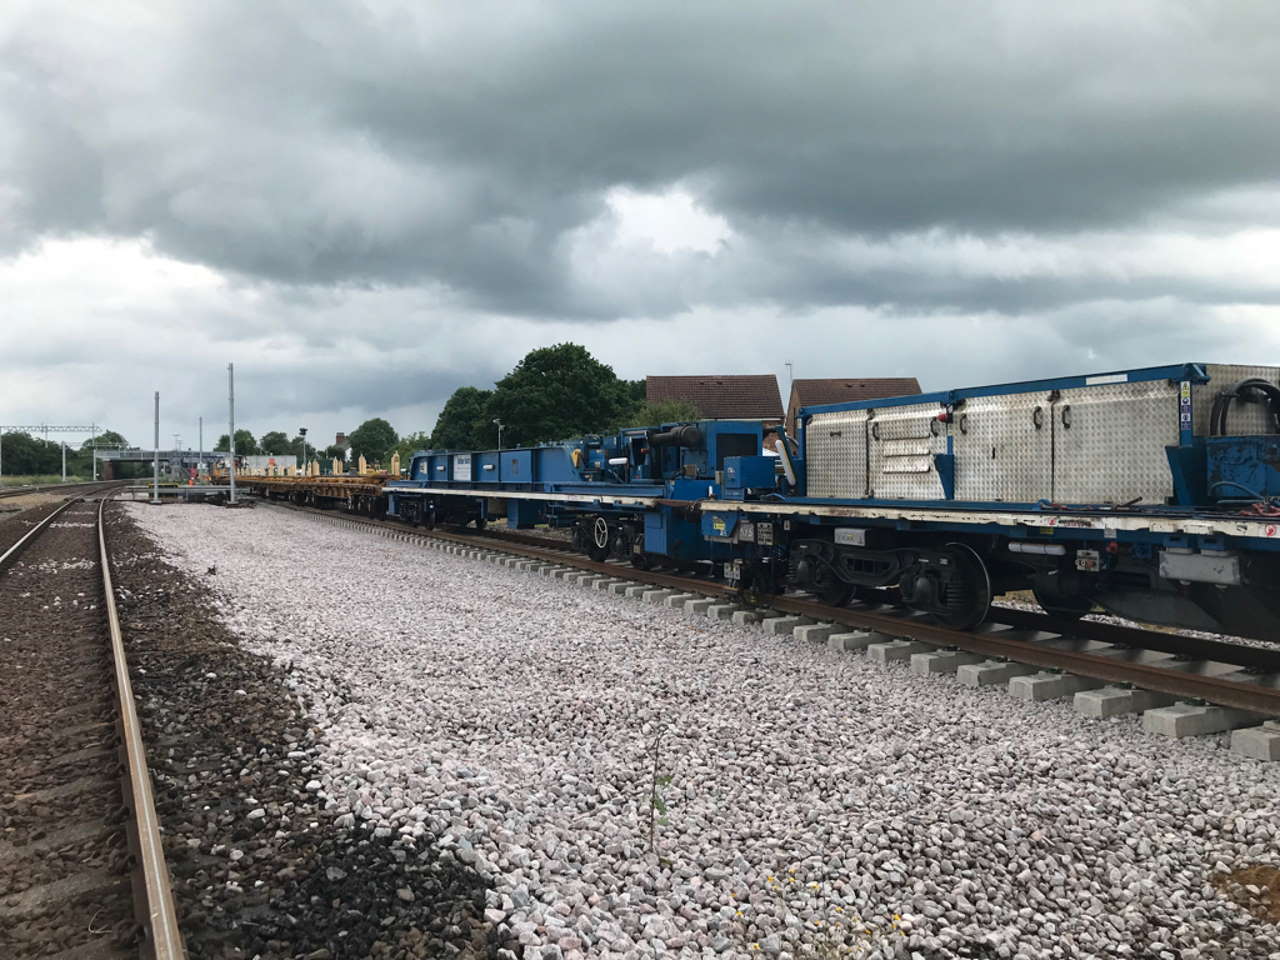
80, 430, 128, 450
629, 398, 701, 426
214, 430, 259, 455
0, 431, 60, 474
430, 387, 494, 449
348, 418, 398, 463
259, 430, 291, 455
323, 443, 348, 462
389, 431, 432, 470
620, 379, 646, 407
486, 343, 635, 445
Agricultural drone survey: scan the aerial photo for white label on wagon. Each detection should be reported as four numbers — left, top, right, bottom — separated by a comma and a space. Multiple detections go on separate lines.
1085, 373, 1129, 386
834, 527, 868, 546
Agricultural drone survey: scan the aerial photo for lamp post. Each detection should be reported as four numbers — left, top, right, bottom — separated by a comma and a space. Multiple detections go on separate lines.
228, 363, 237, 505
299, 426, 307, 476
151, 391, 161, 505
492, 418, 504, 450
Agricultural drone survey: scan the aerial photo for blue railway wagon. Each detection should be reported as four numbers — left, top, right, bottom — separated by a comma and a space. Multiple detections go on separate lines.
700, 362, 1280, 638
385, 420, 767, 563
376, 363, 1280, 641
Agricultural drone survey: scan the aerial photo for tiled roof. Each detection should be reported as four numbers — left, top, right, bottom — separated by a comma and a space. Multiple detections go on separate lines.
790, 377, 922, 407
646, 374, 784, 420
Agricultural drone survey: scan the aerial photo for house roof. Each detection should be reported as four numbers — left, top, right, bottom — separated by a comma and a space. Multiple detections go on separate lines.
646, 374, 784, 420
789, 377, 922, 408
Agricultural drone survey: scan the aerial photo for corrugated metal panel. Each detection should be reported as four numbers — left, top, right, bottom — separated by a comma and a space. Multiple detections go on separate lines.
954, 393, 1052, 502
803, 365, 1280, 507
867, 401, 946, 499
806, 409, 867, 499
1053, 380, 1179, 505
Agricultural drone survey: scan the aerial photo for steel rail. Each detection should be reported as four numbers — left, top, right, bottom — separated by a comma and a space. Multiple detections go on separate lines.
987, 606, 1280, 674
0, 496, 82, 572
767, 596, 1280, 716
264, 501, 1280, 717
98, 496, 187, 960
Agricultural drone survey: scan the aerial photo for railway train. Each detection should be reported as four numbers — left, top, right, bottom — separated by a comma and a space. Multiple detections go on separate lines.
240, 362, 1280, 641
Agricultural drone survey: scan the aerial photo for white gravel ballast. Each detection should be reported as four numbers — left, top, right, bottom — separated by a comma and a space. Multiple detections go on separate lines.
128, 504, 1280, 960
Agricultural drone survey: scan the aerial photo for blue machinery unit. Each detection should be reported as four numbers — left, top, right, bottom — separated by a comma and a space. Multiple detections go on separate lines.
387, 421, 766, 566
382, 362, 1280, 640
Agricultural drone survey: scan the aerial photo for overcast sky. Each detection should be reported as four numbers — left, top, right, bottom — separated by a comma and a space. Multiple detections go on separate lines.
2, 1, 1279, 449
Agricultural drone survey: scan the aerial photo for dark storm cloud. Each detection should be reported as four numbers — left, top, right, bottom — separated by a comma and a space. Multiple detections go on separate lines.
3, 1, 1279, 320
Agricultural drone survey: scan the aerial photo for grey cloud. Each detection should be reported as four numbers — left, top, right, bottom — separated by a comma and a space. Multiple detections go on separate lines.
3, 1, 1280, 321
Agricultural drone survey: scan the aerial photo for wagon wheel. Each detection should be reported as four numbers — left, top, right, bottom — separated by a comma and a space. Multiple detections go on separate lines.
587, 515, 612, 562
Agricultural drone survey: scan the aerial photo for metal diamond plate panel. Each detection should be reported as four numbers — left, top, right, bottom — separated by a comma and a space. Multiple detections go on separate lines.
867, 401, 946, 499
1192, 364, 1280, 437
806, 409, 868, 499
954, 393, 1053, 503
1054, 380, 1179, 505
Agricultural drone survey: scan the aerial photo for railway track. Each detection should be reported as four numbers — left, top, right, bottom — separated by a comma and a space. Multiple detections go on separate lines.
264, 500, 1280, 723
0, 494, 185, 959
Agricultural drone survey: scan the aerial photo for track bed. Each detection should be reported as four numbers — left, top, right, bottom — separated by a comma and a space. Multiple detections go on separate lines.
0, 505, 135, 959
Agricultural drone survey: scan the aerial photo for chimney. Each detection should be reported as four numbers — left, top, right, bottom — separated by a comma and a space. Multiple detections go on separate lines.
335, 432, 348, 447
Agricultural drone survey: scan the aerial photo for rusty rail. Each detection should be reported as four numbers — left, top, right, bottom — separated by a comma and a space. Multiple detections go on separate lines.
98, 496, 187, 959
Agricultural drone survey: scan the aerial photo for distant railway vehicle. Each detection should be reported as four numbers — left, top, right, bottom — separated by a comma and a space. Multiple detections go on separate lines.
241, 362, 1280, 641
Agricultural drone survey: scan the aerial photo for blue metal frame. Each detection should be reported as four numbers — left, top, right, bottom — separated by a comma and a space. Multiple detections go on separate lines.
798, 362, 1211, 421
742, 507, 1280, 552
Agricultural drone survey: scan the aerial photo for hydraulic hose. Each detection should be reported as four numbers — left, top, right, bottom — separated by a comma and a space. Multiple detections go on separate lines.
1209, 378, 1280, 436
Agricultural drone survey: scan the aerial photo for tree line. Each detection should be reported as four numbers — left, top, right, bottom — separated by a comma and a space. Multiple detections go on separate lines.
231, 343, 697, 467
1, 344, 693, 477
0, 430, 138, 477
212, 419, 404, 466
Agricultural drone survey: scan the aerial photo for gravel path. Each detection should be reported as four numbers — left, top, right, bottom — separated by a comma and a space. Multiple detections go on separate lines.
128, 503, 1280, 960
